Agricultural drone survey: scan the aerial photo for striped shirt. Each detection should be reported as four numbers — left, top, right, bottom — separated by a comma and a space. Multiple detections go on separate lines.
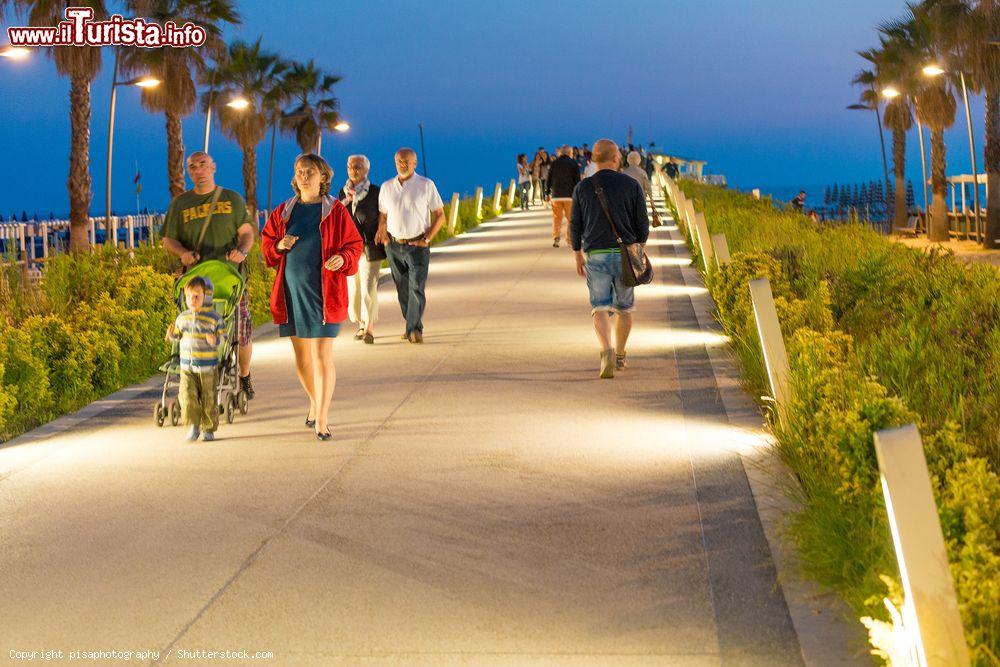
170, 307, 225, 373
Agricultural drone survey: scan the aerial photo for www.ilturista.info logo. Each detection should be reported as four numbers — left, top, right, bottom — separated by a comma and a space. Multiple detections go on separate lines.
7, 7, 206, 48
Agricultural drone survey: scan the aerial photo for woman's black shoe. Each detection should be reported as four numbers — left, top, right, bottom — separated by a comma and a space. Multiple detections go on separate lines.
316, 431, 332, 441
306, 415, 316, 428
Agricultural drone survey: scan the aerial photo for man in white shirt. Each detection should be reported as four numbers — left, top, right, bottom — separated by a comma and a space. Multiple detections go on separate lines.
375, 148, 446, 344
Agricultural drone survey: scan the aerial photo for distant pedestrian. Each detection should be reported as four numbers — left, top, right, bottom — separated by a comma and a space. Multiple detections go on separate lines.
664, 158, 679, 179
166, 277, 225, 442
261, 153, 364, 441
539, 151, 552, 208
623, 151, 661, 228
338, 154, 384, 345
583, 158, 598, 178
791, 190, 806, 212
374, 148, 446, 344
531, 147, 547, 204
643, 151, 655, 180
547, 145, 581, 247
516, 154, 531, 210
570, 139, 649, 379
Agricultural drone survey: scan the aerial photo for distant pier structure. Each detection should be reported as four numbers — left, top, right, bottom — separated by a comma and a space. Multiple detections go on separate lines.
649, 153, 725, 187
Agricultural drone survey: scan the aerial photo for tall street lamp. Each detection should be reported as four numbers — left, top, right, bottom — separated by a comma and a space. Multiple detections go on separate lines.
106, 49, 160, 229
923, 62, 982, 242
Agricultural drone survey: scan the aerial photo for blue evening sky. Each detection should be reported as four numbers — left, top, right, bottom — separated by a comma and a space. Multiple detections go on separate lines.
0, 0, 987, 217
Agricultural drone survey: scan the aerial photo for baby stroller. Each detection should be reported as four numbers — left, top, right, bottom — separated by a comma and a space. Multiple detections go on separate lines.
153, 260, 250, 427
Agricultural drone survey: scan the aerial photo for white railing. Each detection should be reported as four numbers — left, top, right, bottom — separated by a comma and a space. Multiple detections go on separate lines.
0, 209, 268, 269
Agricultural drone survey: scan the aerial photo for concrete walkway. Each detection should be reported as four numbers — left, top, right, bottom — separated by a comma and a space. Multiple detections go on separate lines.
1, 201, 848, 665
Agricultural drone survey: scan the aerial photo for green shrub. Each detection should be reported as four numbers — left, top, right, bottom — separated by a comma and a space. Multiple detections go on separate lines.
679, 181, 1000, 662
0, 324, 51, 440
20, 315, 95, 416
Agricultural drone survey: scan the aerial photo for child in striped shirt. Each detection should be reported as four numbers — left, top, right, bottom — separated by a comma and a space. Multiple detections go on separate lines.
166, 277, 226, 442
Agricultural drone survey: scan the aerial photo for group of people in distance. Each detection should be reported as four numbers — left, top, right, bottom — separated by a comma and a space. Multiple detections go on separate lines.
517, 144, 661, 247
160, 148, 443, 443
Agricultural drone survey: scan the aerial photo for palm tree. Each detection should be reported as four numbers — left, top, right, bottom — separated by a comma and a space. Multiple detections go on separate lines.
883, 2, 961, 242
201, 38, 285, 216
280, 60, 341, 155
120, 0, 239, 198
262, 60, 293, 212
4, 1, 107, 252
860, 37, 918, 231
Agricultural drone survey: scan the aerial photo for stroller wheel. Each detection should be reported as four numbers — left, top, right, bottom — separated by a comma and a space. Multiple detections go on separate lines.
237, 390, 249, 415
154, 403, 166, 427
170, 400, 182, 426
224, 391, 236, 424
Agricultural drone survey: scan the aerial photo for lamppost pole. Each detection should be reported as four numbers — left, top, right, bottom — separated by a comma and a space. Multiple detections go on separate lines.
105, 51, 159, 234
847, 100, 891, 227
203, 107, 212, 153
418, 122, 427, 177
106, 48, 120, 230
958, 71, 982, 243
916, 114, 930, 226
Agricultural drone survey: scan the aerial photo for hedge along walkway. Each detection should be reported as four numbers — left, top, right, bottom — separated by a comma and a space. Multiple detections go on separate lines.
2, 200, 856, 665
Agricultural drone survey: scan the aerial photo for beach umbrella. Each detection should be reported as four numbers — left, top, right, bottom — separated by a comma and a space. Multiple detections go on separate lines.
906, 180, 915, 209
824, 185, 832, 205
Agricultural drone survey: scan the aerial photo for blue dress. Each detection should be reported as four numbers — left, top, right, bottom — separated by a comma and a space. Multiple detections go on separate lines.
278, 202, 342, 338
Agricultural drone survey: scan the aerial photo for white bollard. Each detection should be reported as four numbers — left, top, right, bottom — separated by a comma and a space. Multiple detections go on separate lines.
127, 216, 135, 249
711, 233, 731, 265
492, 182, 502, 214
748, 277, 790, 423
474, 186, 483, 220
693, 211, 714, 271
41, 222, 49, 260
752, 188, 761, 200
447, 192, 460, 234
89, 217, 96, 247
873, 424, 971, 667
111, 216, 119, 247
684, 200, 697, 240
17, 223, 26, 265
507, 179, 516, 209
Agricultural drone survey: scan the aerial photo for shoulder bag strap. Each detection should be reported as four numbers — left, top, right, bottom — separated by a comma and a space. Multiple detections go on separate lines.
592, 177, 624, 245
194, 186, 223, 254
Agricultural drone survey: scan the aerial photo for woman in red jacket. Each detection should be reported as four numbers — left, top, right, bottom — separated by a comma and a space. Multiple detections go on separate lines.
261, 153, 363, 441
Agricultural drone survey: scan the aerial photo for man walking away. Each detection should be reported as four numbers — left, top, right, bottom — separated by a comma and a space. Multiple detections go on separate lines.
570, 139, 649, 378
547, 145, 581, 247
375, 148, 446, 344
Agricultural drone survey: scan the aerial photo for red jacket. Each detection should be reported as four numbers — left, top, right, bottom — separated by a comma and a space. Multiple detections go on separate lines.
261, 195, 364, 325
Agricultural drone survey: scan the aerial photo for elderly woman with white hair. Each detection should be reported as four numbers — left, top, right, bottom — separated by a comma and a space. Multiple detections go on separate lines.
338, 154, 385, 344
623, 151, 661, 227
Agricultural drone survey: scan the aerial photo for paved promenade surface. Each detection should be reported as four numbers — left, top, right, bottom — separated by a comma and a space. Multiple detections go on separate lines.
1, 200, 855, 665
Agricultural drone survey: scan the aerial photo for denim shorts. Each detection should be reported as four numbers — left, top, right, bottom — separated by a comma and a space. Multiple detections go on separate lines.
585, 250, 635, 314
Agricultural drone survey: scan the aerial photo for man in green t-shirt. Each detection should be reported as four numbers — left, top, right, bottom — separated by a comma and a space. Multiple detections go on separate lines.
163, 151, 258, 399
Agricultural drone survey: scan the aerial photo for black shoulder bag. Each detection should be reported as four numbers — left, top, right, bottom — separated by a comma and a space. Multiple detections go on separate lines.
593, 178, 653, 287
